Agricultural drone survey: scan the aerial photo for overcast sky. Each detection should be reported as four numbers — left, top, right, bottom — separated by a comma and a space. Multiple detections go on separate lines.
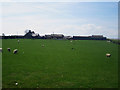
0, 1, 118, 38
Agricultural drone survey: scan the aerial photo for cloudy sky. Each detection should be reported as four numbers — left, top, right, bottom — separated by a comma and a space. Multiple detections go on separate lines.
0, 1, 118, 38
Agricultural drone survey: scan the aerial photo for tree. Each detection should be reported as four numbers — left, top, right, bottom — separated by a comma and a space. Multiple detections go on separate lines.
2, 33, 5, 36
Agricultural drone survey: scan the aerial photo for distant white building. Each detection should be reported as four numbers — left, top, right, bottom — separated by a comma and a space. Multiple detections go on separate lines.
45, 34, 64, 39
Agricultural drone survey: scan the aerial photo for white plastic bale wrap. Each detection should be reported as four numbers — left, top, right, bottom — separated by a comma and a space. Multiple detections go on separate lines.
0, 48, 2, 52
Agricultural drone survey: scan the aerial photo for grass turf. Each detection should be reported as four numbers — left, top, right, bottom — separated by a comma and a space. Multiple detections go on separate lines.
0, 39, 2, 89
2, 39, 118, 88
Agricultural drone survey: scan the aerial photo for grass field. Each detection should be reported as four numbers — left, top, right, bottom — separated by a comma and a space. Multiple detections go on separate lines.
0, 39, 2, 89
2, 39, 118, 88
110, 39, 120, 44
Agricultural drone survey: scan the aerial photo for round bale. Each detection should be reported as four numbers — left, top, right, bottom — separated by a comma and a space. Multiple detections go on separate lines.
0, 48, 2, 52
13, 49, 18, 54
7, 48, 11, 52
107, 41, 110, 42
106, 53, 111, 57
18, 40, 20, 44
42, 44, 44, 47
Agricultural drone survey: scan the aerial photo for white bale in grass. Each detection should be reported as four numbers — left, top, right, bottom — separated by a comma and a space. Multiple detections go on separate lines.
106, 53, 111, 57
7, 48, 11, 52
42, 44, 44, 47
18, 40, 20, 43
13, 49, 18, 54
15, 82, 18, 86
0, 48, 2, 52
107, 41, 110, 42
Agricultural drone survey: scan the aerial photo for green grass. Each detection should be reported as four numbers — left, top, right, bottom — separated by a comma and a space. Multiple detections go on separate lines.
110, 39, 120, 44
0, 39, 2, 89
2, 39, 118, 88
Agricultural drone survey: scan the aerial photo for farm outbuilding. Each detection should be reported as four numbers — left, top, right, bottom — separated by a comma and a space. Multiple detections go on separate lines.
73, 35, 106, 40
51, 34, 64, 39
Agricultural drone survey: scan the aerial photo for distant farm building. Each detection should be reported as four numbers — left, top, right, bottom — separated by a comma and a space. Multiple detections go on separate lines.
45, 34, 64, 39
24, 30, 35, 38
73, 35, 106, 40
2, 35, 24, 39
45, 35, 52, 39
24, 30, 40, 39
51, 34, 64, 39
64, 36, 72, 40
1, 29, 107, 40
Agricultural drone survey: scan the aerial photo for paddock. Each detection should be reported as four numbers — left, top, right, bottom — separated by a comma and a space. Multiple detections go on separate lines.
2, 39, 118, 88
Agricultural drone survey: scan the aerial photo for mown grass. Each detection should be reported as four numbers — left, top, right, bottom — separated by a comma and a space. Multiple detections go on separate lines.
110, 39, 120, 44
0, 39, 2, 89
2, 39, 118, 88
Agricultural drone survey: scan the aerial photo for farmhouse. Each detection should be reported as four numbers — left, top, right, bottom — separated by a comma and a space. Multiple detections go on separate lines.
24, 30, 40, 39
24, 30, 35, 38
